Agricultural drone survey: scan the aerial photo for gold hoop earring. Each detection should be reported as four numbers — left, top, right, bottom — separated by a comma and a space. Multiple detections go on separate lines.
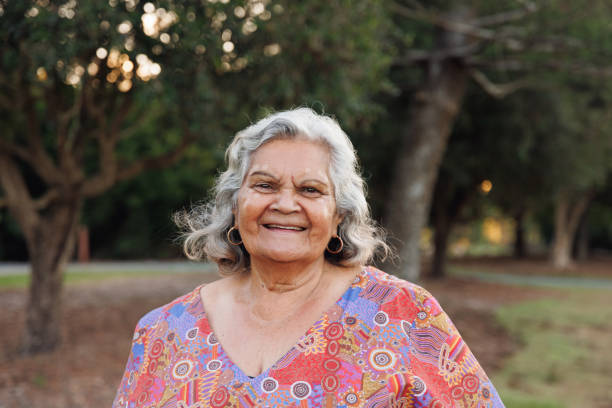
227, 226, 243, 246
326, 235, 343, 254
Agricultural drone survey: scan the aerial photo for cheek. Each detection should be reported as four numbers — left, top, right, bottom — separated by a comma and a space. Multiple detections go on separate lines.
313, 202, 338, 232
235, 194, 251, 224
237, 195, 252, 212
235, 192, 266, 230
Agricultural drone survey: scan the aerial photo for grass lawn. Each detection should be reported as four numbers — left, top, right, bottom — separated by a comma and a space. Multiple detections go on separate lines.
0, 269, 203, 288
2, 261, 610, 407
492, 288, 612, 408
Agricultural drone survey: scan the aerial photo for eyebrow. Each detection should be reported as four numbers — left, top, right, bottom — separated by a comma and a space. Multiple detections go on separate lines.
299, 178, 329, 186
248, 171, 279, 180
248, 171, 330, 187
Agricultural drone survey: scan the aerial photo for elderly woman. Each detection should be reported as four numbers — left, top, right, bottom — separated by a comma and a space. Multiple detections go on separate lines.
113, 108, 504, 407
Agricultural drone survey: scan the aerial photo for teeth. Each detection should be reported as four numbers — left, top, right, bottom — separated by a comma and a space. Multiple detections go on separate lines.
267, 224, 304, 231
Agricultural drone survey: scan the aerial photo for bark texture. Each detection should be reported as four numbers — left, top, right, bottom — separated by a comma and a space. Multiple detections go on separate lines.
24, 199, 80, 353
384, 8, 472, 281
0, 153, 81, 353
550, 190, 592, 269
430, 174, 474, 279
0, 86, 194, 354
513, 208, 527, 259
432, 206, 451, 280
574, 211, 590, 261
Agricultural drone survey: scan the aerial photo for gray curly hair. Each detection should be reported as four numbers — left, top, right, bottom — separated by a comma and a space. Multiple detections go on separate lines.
176, 107, 389, 275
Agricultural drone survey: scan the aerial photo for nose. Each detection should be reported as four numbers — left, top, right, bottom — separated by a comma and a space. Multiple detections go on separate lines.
271, 187, 300, 213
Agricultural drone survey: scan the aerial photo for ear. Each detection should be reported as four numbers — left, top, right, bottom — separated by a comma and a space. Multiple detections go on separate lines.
333, 212, 344, 233
231, 209, 238, 228
232, 197, 239, 218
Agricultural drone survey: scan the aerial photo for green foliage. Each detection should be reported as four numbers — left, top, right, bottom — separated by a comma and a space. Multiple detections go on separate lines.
4, 0, 612, 259
451, 86, 560, 211
0, 0, 392, 259
0, 0, 390, 148
83, 146, 219, 258
437, 78, 612, 252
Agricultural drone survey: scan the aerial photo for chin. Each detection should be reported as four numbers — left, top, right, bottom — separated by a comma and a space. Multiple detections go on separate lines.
257, 249, 317, 264
263, 254, 307, 264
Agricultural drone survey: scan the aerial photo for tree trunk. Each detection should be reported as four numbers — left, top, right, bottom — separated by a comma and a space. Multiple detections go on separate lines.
513, 208, 527, 259
384, 8, 472, 281
431, 207, 451, 279
21, 198, 80, 354
429, 173, 473, 279
573, 208, 590, 261
550, 190, 592, 269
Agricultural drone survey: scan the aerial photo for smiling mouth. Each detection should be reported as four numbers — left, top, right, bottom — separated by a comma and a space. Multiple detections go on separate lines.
264, 224, 306, 231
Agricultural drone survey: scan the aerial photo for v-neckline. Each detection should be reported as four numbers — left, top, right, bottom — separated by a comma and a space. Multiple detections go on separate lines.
194, 267, 365, 382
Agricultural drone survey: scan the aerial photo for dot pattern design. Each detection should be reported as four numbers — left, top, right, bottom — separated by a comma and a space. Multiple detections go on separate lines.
113, 267, 505, 408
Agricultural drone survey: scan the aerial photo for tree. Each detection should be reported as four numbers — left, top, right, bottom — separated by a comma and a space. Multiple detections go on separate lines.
458, 87, 562, 262
427, 86, 552, 277
544, 85, 612, 268
0, 0, 389, 354
382, 0, 612, 280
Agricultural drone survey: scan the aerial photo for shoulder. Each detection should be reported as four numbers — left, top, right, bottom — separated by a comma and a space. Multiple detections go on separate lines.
362, 265, 438, 301
132, 285, 204, 335
361, 265, 446, 320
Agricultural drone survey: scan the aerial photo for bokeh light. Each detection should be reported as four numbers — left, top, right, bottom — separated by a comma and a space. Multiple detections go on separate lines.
480, 179, 493, 194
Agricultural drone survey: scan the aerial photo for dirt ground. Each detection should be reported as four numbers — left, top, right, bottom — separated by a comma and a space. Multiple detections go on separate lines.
0, 268, 561, 408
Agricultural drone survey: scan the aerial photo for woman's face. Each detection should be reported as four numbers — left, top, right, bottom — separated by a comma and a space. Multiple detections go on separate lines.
235, 138, 342, 266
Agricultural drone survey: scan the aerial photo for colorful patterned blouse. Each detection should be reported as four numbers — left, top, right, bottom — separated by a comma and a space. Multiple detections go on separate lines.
113, 266, 504, 407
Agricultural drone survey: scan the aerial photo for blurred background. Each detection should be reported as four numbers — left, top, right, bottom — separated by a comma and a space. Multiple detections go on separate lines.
1, 0, 611, 407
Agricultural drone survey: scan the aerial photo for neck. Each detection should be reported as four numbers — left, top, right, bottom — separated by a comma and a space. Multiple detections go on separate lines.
250, 258, 327, 293
238, 258, 331, 323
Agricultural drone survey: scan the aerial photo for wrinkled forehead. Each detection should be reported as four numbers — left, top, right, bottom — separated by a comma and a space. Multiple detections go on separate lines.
246, 138, 333, 182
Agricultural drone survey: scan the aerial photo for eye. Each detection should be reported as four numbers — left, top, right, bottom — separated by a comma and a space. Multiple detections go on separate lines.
302, 186, 322, 195
253, 182, 275, 192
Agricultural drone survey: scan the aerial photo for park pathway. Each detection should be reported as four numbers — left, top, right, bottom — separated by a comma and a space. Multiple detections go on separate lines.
1, 260, 611, 289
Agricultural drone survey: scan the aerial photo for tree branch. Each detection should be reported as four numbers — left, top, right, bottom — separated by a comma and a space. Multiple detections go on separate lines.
81, 134, 118, 198
566, 190, 595, 238
57, 84, 85, 156
78, 94, 136, 198
83, 83, 107, 128
0, 138, 31, 162
116, 129, 196, 183
390, 3, 496, 41
467, 57, 527, 71
470, 57, 612, 82
395, 42, 481, 65
110, 95, 133, 144
389, 2, 552, 55
473, 2, 538, 26
544, 61, 612, 77
469, 69, 532, 98
20, 89, 64, 185
117, 103, 160, 141
82, 127, 197, 198
0, 154, 40, 239
32, 189, 61, 210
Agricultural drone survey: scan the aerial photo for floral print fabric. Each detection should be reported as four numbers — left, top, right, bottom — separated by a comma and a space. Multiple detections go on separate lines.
113, 266, 504, 407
